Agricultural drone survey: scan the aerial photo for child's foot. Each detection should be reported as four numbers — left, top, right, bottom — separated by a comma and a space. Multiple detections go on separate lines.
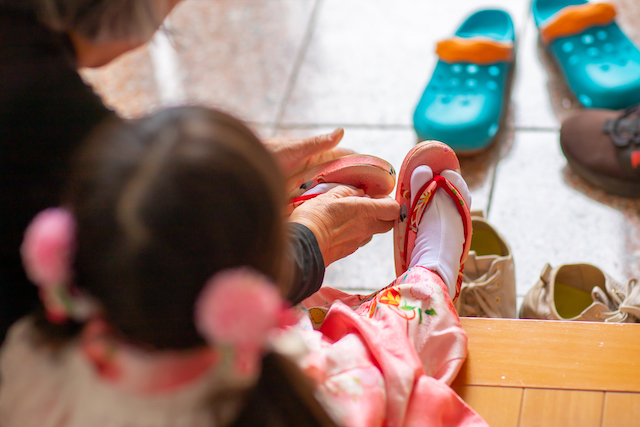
408, 166, 471, 297
393, 141, 473, 302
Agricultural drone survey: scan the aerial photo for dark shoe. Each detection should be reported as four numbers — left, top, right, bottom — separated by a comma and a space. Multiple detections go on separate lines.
560, 106, 640, 197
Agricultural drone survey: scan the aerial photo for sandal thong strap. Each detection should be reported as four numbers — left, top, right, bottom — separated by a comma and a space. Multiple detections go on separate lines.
602, 104, 640, 177
539, 2, 616, 44
436, 37, 513, 65
403, 175, 471, 302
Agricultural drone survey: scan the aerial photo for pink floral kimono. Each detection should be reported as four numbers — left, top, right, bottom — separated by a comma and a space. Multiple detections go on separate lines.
0, 266, 485, 427
297, 266, 486, 427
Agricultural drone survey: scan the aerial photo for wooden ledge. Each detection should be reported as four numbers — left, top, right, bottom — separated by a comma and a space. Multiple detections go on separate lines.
454, 318, 640, 392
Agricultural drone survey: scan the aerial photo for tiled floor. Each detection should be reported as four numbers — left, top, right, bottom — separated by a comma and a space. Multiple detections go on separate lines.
82, 0, 640, 313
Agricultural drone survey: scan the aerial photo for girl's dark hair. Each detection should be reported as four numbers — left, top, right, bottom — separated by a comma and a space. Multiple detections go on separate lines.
66, 106, 288, 349
53, 106, 337, 426
232, 352, 338, 427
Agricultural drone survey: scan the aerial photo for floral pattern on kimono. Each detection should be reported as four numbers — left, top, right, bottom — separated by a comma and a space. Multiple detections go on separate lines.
297, 266, 487, 427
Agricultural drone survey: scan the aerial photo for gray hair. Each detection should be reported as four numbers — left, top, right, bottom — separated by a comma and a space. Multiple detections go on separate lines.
1, 0, 172, 42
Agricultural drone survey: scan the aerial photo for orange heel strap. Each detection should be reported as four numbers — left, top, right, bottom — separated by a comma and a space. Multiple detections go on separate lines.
540, 2, 616, 44
436, 37, 514, 65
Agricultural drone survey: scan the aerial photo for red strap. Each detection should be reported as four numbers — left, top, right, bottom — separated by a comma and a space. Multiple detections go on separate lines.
403, 175, 469, 301
290, 193, 322, 205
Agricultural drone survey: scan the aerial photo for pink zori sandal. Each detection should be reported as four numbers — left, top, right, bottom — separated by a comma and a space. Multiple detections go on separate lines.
393, 141, 472, 301
287, 154, 396, 212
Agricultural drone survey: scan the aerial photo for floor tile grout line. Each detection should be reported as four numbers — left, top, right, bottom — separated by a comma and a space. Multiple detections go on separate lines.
271, 0, 324, 135
513, 0, 531, 54
512, 126, 560, 132
511, 0, 531, 91
518, 0, 532, 46
273, 123, 414, 130
249, 121, 560, 133
148, 17, 187, 105
484, 159, 500, 219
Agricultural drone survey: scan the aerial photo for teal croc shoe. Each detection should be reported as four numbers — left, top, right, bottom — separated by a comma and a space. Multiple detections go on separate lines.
413, 9, 515, 154
533, 0, 640, 109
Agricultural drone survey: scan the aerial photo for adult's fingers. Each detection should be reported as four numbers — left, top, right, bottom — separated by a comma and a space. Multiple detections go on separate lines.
318, 188, 399, 221
322, 184, 365, 198
360, 196, 400, 222
294, 128, 345, 160
359, 236, 373, 247
305, 146, 357, 169
327, 147, 356, 158
370, 219, 395, 235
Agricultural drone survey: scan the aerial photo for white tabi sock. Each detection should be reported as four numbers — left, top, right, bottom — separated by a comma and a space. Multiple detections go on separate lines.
408, 166, 471, 299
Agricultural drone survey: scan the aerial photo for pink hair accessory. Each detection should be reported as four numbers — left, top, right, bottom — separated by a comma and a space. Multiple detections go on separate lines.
195, 268, 297, 373
21, 208, 76, 288
21, 208, 98, 323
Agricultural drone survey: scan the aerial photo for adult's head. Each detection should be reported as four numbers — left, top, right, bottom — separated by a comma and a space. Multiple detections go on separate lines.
0, 0, 182, 66
64, 106, 288, 350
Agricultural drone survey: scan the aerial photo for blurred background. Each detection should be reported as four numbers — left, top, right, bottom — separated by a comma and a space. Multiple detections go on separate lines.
82, 0, 640, 312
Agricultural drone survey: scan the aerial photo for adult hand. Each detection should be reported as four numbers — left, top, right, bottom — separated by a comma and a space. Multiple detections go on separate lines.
289, 185, 400, 267
263, 128, 355, 178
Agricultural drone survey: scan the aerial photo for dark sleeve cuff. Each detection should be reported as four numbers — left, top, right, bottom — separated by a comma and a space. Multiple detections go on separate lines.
285, 223, 325, 305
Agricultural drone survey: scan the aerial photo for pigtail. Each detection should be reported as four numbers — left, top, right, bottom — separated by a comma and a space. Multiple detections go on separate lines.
230, 352, 337, 427
194, 268, 338, 427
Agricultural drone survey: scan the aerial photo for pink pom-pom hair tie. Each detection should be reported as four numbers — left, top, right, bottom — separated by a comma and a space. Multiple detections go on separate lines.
21, 208, 99, 324
194, 268, 298, 374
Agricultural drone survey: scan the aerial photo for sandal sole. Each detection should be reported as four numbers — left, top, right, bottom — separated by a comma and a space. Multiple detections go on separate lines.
287, 154, 396, 199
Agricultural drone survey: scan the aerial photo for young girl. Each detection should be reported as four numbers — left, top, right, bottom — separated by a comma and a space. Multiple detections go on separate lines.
0, 106, 486, 426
